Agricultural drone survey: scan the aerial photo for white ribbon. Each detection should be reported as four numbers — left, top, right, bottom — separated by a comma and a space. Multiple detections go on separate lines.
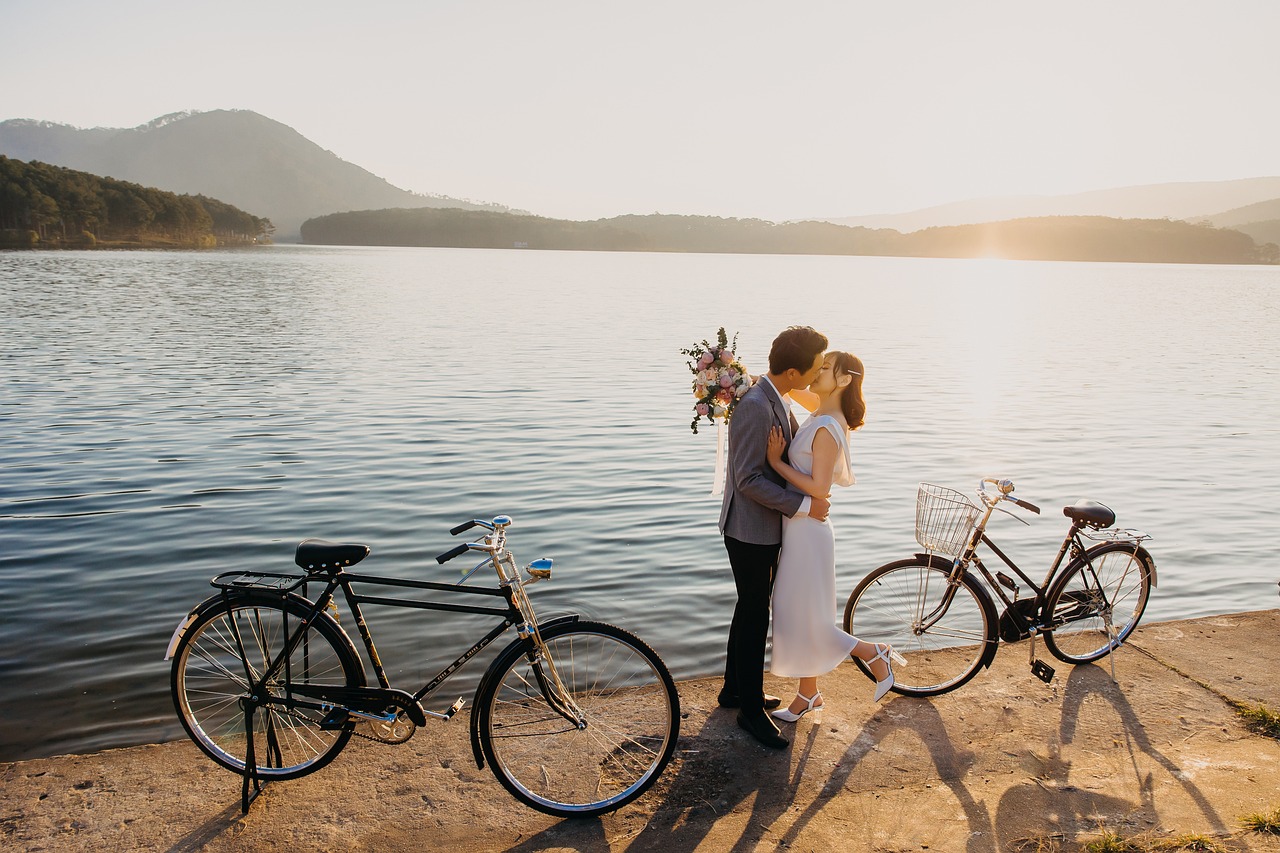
710, 419, 728, 496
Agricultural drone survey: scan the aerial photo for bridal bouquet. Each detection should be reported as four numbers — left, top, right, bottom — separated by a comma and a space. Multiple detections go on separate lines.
682, 328, 751, 434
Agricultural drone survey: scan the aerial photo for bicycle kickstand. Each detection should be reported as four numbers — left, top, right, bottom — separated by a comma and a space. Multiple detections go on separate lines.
239, 698, 264, 813
1106, 615, 1119, 685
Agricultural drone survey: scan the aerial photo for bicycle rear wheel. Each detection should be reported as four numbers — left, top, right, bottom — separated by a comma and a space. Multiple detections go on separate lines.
843, 556, 998, 697
1043, 543, 1153, 664
171, 591, 364, 780
476, 620, 679, 818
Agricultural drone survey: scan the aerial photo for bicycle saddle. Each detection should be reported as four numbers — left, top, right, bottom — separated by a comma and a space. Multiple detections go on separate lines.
295, 538, 370, 572
1063, 500, 1115, 529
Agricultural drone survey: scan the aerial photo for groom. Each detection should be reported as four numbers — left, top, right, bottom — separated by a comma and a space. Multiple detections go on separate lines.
718, 325, 829, 749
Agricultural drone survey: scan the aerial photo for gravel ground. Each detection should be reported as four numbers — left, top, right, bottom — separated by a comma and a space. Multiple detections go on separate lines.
4, 610, 1280, 852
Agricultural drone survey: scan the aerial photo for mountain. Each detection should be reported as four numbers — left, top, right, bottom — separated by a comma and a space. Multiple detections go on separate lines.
823, 177, 1280, 233
0, 110, 514, 239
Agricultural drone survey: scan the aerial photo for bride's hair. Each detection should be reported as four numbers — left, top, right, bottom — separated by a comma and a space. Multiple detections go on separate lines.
831, 351, 866, 431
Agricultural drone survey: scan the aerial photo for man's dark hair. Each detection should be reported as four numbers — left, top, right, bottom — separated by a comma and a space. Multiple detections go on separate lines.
768, 326, 828, 375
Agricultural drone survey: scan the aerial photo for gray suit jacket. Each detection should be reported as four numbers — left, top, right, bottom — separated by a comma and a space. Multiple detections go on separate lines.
718, 381, 805, 545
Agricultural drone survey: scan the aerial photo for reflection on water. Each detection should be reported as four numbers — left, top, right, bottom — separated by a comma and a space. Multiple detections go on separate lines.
1, 247, 1278, 760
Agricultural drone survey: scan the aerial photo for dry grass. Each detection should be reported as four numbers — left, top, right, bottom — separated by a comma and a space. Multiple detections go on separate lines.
1240, 807, 1280, 834
1081, 829, 1234, 852
1233, 702, 1280, 739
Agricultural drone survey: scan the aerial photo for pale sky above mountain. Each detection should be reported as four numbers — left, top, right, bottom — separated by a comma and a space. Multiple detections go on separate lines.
3, 0, 1278, 222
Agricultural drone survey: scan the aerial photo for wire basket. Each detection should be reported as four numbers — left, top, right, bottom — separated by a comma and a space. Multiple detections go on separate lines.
915, 483, 980, 556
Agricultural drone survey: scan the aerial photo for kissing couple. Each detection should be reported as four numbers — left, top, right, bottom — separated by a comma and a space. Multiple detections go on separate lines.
717, 325, 904, 749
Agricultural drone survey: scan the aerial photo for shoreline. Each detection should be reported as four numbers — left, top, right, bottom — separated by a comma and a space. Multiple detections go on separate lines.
5, 610, 1280, 851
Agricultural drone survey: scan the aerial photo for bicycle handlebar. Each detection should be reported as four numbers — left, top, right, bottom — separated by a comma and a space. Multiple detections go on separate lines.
978, 477, 1041, 515
435, 543, 470, 564
1009, 496, 1041, 514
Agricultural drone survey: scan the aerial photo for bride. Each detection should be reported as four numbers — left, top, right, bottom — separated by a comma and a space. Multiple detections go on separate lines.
765, 350, 904, 722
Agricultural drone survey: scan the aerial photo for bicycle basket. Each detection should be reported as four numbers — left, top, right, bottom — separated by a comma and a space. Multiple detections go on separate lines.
915, 483, 980, 556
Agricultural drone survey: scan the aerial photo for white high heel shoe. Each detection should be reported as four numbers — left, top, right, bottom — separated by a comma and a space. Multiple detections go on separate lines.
870, 643, 907, 702
771, 691, 822, 722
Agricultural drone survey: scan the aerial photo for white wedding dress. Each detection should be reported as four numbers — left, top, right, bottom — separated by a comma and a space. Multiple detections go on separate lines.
770, 414, 858, 678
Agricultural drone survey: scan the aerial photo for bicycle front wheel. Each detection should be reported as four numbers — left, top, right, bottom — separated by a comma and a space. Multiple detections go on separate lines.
1043, 542, 1154, 664
171, 591, 364, 780
476, 620, 680, 818
843, 556, 998, 697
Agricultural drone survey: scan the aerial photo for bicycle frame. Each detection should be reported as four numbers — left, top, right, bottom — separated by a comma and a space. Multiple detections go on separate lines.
944, 485, 1137, 640
205, 525, 582, 735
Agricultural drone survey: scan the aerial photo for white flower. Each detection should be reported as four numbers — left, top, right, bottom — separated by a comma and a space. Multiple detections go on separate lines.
713, 404, 728, 417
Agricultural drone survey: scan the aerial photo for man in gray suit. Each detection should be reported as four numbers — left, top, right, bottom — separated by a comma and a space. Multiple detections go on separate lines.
718, 325, 829, 749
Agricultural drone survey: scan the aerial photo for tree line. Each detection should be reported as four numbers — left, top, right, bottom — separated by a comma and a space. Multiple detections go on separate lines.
301, 207, 1280, 265
0, 156, 273, 248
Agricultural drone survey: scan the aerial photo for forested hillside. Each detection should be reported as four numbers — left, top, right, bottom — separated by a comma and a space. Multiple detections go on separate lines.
300, 207, 1279, 265
0, 156, 272, 248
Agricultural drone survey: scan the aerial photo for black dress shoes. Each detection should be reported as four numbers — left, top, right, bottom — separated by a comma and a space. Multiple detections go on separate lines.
717, 690, 782, 710
736, 711, 789, 750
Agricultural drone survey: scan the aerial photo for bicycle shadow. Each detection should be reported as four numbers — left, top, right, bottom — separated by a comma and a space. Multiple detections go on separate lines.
542, 699, 994, 853
163, 800, 246, 853
502, 706, 816, 853
772, 696, 994, 852
990, 662, 1230, 846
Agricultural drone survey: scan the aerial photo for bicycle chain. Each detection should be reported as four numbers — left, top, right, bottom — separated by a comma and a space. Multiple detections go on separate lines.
261, 703, 415, 745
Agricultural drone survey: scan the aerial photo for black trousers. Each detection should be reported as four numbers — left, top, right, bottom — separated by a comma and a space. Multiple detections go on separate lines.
722, 535, 781, 716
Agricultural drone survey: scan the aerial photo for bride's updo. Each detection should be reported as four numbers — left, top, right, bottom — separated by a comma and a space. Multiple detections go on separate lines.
831, 351, 866, 431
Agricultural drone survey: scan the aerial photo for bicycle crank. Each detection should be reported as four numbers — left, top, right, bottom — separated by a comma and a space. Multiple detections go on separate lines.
364, 712, 417, 744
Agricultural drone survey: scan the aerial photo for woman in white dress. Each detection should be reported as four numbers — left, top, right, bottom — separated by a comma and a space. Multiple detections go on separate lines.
765, 351, 904, 722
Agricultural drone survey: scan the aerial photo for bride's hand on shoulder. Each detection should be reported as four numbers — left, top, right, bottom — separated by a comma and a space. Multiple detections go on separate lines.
766, 426, 785, 467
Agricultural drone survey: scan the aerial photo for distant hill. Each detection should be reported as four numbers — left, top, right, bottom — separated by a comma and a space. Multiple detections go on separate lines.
0, 110, 515, 239
1194, 197, 1280, 250
301, 208, 1278, 265
0, 155, 271, 248
823, 177, 1280, 233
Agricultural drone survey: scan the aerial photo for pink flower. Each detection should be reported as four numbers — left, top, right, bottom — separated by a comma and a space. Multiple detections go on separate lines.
716, 389, 734, 404
695, 403, 710, 416
699, 352, 714, 368
720, 350, 734, 364
719, 374, 734, 388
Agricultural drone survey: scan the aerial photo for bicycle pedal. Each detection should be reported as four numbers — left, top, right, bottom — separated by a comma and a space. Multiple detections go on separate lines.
442, 698, 465, 721
1031, 660, 1055, 684
319, 708, 350, 730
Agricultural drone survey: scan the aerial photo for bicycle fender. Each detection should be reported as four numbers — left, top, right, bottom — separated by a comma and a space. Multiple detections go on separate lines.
163, 589, 358, 664
469, 614, 581, 770
1080, 543, 1157, 588
164, 592, 229, 660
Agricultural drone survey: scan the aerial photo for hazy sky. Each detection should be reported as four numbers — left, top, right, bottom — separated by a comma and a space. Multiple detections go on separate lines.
4, 0, 1278, 221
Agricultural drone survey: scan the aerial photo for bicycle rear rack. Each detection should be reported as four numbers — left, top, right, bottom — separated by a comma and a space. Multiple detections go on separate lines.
212, 571, 310, 593
1079, 527, 1151, 544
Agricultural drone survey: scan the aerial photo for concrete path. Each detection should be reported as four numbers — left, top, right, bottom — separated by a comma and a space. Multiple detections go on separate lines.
4, 610, 1280, 852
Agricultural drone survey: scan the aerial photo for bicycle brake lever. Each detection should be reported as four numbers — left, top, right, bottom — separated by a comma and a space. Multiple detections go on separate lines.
993, 504, 1032, 526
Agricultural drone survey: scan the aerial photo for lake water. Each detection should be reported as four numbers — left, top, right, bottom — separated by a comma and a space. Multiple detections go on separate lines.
1, 246, 1278, 761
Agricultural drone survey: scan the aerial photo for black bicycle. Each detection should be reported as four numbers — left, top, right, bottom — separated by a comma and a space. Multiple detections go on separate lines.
165, 515, 680, 817
842, 478, 1156, 696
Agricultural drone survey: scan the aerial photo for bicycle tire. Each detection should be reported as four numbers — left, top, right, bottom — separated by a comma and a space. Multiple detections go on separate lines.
171, 591, 364, 780
1042, 542, 1154, 664
843, 556, 998, 697
476, 620, 680, 818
